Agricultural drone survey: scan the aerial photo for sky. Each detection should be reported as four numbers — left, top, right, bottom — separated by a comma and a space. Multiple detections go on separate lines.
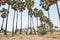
0, 0, 60, 31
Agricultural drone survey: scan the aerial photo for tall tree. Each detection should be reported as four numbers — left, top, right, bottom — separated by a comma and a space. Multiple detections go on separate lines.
38, 24, 46, 35
49, 0, 60, 21
33, 8, 44, 32
28, 8, 33, 34
40, 0, 51, 31
15, 0, 20, 34
0, 8, 9, 35
4, 0, 12, 35
40, 16, 49, 30
11, 0, 17, 36
33, 8, 39, 32
15, 10, 18, 34
18, 1, 26, 34
0, 8, 7, 32
48, 22, 54, 33
25, 0, 34, 34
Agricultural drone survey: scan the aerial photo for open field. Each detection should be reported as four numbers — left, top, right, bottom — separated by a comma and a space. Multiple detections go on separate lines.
0, 32, 60, 40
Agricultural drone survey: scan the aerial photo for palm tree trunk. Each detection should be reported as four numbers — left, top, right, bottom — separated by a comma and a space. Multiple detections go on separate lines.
56, 2, 60, 21
0, 18, 4, 32
15, 10, 18, 34
4, 5, 10, 35
32, 16, 36, 34
12, 10, 15, 36
29, 16, 32, 34
20, 12, 22, 34
36, 17, 38, 32
48, 10, 50, 19
47, 10, 50, 31
26, 14, 29, 34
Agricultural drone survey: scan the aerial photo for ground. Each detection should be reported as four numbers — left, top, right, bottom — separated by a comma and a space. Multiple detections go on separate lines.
0, 32, 60, 40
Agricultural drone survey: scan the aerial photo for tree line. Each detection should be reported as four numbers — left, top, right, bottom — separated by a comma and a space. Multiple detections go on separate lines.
0, 0, 60, 36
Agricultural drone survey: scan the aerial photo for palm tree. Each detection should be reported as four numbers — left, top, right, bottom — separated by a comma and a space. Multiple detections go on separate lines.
18, 1, 26, 34
28, 8, 33, 34
7, 0, 13, 5
31, 13, 36, 34
4, 0, 12, 35
1, 13, 7, 32
12, 10, 15, 36
33, 8, 38, 32
33, 8, 44, 32
48, 22, 54, 33
40, 0, 51, 19
40, 15, 51, 31
0, 8, 7, 32
11, 0, 17, 36
15, 0, 20, 34
40, 0, 51, 31
49, 0, 60, 21
15, 10, 18, 34
0, 8, 9, 35
38, 24, 46, 35
25, 0, 34, 34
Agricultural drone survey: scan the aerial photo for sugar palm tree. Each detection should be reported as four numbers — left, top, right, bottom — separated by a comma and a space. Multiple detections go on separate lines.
40, 15, 51, 31
48, 22, 54, 33
40, 0, 51, 31
31, 12, 36, 34
33, 8, 44, 32
38, 24, 46, 35
15, 10, 18, 34
25, 0, 34, 34
0, 8, 7, 32
14, 0, 20, 34
28, 8, 34, 34
1, 13, 7, 32
12, 10, 15, 36
40, 16, 50, 23
11, 0, 17, 36
40, 0, 51, 19
4, 0, 12, 35
34, 8, 38, 31
18, 1, 26, 34
49, 0, 60, 21
7, 0, 13, 5
0, 8, 9, 35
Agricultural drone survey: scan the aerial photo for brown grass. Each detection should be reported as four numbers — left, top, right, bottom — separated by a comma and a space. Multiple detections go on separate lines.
43, 32, 60, 39
0, 32, 60, 40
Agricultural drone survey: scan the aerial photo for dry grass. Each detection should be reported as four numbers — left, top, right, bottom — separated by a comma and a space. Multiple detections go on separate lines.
0, 32, 60, 40
43, 32, 60, 39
